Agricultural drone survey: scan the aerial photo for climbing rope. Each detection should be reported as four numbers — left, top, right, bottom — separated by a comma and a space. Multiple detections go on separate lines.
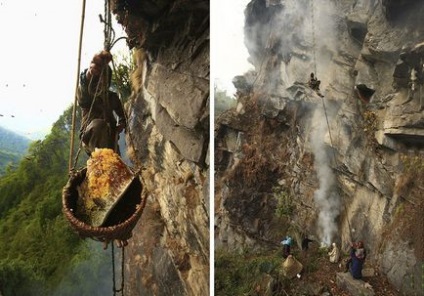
112, 243, 125, 296
101, 3, 129, 295
67, 1, 138, 294
310, 0, 317, 76
103, 0, 114, 51
69, 0, 87, 172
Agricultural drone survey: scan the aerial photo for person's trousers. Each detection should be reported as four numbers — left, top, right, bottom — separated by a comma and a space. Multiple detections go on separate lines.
82, 119, 116, 155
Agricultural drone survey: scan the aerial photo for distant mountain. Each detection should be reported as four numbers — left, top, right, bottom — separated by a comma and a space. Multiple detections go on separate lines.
0, 126, 31, 174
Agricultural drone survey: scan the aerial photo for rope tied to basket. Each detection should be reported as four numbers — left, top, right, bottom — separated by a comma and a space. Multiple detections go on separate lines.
64, 1, 145, 295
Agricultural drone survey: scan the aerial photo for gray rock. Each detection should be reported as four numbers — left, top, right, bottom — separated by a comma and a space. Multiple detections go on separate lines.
336, 272, 375, 296
380, 240, 421, 295
147, 63, 208, 130
154, 104, 207, 165
346, 11, 368, 43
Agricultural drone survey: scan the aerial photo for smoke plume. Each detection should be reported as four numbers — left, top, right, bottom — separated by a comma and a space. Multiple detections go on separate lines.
310, 107, 340, 246
243, 0, 342, 244
244, 0, 339, 91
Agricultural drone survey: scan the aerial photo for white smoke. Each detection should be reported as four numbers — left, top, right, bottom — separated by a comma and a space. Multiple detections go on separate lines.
244, 0, 339, 91
269, 0, 341, 244
242, 1, 342, 244
310, 107, 340, 246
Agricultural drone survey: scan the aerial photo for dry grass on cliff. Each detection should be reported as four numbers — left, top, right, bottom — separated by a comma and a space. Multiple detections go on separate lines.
224, 93, 293, 192
392, 155, 424, 261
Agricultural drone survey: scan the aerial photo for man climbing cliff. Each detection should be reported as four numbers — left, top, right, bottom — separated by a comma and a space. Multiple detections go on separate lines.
308, 72, 323, 97
78, 50, 126, 156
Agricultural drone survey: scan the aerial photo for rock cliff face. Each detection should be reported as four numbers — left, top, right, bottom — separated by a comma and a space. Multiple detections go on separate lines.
111, 1, 209, 295
215, 0, 423, 294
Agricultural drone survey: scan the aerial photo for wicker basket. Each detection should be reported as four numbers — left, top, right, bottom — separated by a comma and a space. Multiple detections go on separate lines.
62, 168, 146, 242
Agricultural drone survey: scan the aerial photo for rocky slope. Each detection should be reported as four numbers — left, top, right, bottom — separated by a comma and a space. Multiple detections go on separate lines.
215, 0, 423, 295
111, 1, 209, 295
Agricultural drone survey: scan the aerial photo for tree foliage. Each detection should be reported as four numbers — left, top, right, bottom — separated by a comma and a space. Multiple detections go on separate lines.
0, 108, 106, 295
0, 56, 132, 295
112, 51, 135, 103
215, 87, 236, 117
0, 127, 30, 176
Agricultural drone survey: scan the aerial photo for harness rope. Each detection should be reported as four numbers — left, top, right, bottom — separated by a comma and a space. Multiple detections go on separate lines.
101, 2, 127, 294
67, 1, 137, 294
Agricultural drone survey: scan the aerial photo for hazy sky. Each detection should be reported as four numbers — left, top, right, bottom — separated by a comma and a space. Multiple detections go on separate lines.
212, 0, 253, 97
0, 0, 127, 139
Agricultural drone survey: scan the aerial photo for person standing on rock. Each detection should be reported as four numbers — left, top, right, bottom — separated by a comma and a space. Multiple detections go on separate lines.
281, 235, 293, 259
328, 242, 340, 263
301, 235, 314, 251
77, 50, 126, 156
346, 241, 367, 279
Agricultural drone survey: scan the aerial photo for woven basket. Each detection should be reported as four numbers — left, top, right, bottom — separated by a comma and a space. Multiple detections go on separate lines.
62, 168, 146, 242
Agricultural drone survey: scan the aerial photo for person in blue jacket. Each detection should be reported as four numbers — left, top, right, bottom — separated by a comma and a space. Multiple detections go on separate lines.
281, 236, 293, 259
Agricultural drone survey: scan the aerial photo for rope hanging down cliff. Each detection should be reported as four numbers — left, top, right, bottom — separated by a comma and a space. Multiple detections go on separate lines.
69, 0, 87, 172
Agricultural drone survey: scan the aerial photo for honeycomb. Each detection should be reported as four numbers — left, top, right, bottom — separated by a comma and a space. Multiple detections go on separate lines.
76, 148, 133, 226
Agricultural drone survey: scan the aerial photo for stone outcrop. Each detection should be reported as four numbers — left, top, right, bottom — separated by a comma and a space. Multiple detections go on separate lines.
215, 0, 424, 295
111, 1, 209, 295
336, 272, 375, 296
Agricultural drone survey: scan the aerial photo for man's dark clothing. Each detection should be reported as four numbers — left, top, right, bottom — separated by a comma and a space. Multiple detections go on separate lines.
301, 238, 313, 251
77, 69, 126, 155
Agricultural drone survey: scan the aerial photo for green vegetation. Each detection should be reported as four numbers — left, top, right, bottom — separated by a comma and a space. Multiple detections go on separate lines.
112, 51, 135, 102
215, 250, 283, 295
0, 58, 131, 295
0, 126, 30, 154
0, 126, 30, 176
215, 87, 236, 117
215, 246, 341, 296
0, 150, 21, 175
274, 188, 295, 218
0, 107, 90, 295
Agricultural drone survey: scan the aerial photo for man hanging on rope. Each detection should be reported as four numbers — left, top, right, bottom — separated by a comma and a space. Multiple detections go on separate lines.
308, 72, 323, 97
78, 50, 126, 156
